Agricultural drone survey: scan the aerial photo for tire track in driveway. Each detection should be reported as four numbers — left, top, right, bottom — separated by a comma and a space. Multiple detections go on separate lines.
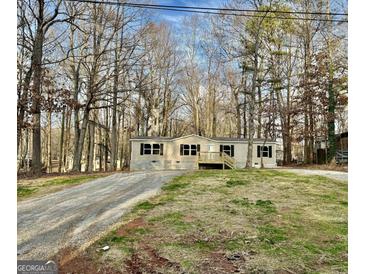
17, 170, 185, 260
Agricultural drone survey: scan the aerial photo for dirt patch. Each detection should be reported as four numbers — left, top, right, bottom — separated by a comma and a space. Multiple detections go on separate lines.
125, 243, 181, 274
198, 251, 240, 273
183, 215, 195, 222
55, 215, 175, 273
52, 247, 80, 267
55, 248, 123, 274
116, 218, 146, 237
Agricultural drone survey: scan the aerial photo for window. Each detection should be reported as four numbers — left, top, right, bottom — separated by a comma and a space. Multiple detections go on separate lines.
191, 145, 197, 155
143, 144, 151, 155
262, 146, 269, 157
257, 145, 272, 158
220, 145, 235, 157
140, 143, 163, 155
153, 144, 160, 155
180, 144, 200, 156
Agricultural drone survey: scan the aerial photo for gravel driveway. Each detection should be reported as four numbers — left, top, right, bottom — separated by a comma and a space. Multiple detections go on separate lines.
17, 170, 185, 260
277, 168, 348, 181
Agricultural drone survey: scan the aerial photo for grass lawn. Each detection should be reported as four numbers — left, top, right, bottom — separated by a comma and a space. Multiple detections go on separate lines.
59, 169, 348, 274
17, 173, 113, 200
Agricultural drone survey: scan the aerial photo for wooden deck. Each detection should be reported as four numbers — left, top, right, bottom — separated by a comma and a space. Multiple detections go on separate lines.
198, 152, 236, 169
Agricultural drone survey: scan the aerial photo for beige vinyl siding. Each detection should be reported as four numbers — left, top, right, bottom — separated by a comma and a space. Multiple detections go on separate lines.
130, 135, 277, 171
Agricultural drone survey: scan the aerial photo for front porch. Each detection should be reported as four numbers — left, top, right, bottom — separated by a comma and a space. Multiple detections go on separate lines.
198, 152, 236, 169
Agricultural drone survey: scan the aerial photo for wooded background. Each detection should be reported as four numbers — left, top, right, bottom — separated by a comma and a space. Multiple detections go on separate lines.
17, 0, 348, 174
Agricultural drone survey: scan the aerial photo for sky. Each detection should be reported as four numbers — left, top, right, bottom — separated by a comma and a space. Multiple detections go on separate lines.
142, 0, 348, 28
151, 0, 225, 26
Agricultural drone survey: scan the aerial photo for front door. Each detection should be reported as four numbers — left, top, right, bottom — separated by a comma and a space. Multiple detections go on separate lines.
208, 144, 214, 160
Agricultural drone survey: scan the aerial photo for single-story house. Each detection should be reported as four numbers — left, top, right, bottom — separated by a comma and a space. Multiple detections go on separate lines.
130, 134, 277, 171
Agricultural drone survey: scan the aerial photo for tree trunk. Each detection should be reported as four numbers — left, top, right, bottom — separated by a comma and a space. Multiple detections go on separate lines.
327, 74, 336, 163
243, 90, 247, 138
246, 90, 255, 168
257, 84, 262, 139
47, 111, 52, 173
283, 114, 292, 165
111, 106, 118, 171
98, 125, 103, 171
72, 107, 90, 171
72, 110, 80, 163
85, 124, 90, 172
284, 47, 293, 165
326, 0, 336, 163
304, 112, 309, 163
64, 108, 71, 171
212, 93, 217, 137
246, 32, 259, 168
161, 86, 170, 136
30, 28, 45, 174
309, 104, 314, 163
233, 89, 242, 138
70, 28, 81, 169
58, 107, 65, 173
104, 108, 109, 171
24, 128, 30, 172
18, 67, 33, 156
119, 109, 125, 170
87, 121, 95, 172
125, 126, 131, 168
110, 56, 119, 171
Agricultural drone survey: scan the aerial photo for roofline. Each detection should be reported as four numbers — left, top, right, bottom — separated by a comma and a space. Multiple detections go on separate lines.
130, 134, 277, 143
173, 134, 216, 142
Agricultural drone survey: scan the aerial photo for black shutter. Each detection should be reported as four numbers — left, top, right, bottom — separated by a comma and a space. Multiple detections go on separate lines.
269, 146, 272, 158
160, 144, 164, 155
257, 145, 261, 157
197, 144, 200, 152
180, 144, 183, 155
220, 145, 223, 156
140, 143, 144, 155
231, 145, 235, 157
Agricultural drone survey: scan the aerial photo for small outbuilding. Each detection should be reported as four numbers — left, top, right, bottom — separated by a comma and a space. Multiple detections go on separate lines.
130, 134, 277, 171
